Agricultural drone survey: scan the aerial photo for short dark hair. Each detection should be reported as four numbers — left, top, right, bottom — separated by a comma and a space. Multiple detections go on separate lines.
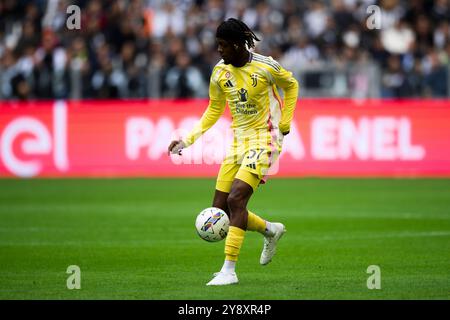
216, 18, 260, 49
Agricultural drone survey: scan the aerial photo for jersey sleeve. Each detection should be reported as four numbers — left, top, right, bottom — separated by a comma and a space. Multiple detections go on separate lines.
182, 68, 226, 147
268, 58, 299, 134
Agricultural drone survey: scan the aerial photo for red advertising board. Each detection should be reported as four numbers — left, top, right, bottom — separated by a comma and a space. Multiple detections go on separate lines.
0, 99, 449, 178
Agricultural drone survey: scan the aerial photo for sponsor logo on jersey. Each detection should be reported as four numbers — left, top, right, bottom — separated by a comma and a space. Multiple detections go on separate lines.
235, 106, 258, 115
238, 88, 248, 102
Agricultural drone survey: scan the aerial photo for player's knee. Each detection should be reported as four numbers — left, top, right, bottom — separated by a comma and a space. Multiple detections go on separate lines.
226, 191, 246, 212
212, 192, 229, 214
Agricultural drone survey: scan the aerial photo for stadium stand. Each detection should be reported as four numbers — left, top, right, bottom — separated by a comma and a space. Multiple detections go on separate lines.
0, 0, 449, 100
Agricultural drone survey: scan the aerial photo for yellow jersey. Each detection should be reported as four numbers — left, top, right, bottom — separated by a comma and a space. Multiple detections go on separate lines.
183, 52, 299, 147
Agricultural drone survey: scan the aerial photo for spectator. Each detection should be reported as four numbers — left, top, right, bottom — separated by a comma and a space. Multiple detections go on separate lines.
423, 51, 448, 97
32, 30, 69, 99
381, 19, 415, 55
381, 54, 410, 97
165, 52, 207, 98
379, 0, 405, 30
11, 73, 32, 100
431, 0, 450, 23
405, 59, 425, 97
433, 21, 450, 50
151, 1, 186, 38
91, 42, 123, 98
280, 35, 320, 71
304, 1, 329, 39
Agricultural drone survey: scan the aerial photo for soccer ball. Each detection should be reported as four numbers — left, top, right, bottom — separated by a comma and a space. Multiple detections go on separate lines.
195, 207, 229, 242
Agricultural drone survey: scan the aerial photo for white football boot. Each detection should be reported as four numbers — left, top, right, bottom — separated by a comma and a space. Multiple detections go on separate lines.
260, 222, 286, 265
206, 272, 239, 286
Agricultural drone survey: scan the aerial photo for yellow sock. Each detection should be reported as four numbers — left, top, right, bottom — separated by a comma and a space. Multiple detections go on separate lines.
224, 226, 245, 262
247, 211, 267, 233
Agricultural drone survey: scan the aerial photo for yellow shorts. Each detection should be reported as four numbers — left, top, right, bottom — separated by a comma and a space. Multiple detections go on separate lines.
215, 140, 282, 193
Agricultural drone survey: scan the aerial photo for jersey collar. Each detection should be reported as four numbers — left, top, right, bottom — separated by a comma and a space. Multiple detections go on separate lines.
248, 52, 253, 63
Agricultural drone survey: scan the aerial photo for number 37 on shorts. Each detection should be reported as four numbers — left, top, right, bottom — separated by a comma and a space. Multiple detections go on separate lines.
226, 144, 282, 179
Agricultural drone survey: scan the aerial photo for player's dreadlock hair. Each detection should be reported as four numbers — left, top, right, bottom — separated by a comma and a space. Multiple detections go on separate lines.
216, 18, 260, 49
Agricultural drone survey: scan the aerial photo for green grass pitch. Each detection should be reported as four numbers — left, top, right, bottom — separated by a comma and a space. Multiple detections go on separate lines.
0, 178, 449, 299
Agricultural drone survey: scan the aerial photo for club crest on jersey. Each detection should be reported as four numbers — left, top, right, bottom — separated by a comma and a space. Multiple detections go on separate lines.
250, 74, 258, 87
238, 88, 248, 102
201, 211, 223, 233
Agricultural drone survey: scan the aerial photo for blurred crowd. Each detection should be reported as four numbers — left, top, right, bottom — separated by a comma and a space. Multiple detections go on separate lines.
1, 0, 449, 100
